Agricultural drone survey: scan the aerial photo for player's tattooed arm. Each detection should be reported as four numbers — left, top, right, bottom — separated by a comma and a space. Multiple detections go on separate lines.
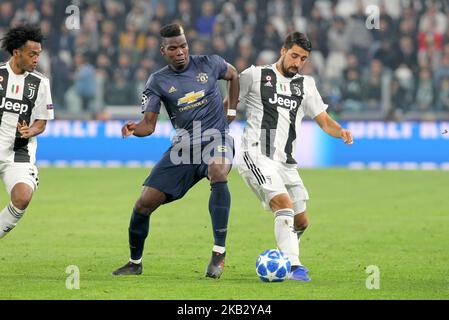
122, 111, 158, 138
314, 111, 353, 145
17, 120, 47, 139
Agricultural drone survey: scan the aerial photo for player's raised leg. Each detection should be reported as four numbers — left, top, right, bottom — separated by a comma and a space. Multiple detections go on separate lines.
205, 159, 232, 279
294, 209, 309, 267
290, 210, 310, 281
270, 193, 310, 281
270, 194, 299, 264
112, 186, 166, 275
287, 184, 310, 280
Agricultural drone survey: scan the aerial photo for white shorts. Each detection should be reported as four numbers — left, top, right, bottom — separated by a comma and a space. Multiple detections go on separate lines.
238, 151, 309, 213
0, 162, 39, 194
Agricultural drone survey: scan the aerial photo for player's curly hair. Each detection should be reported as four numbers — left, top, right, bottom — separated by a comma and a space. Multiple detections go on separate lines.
283, 32, 312, 52
160, 23, 185, 38
1, 24, 44, 55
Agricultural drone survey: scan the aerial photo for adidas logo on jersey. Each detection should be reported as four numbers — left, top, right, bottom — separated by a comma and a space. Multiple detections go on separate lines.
0, 97, 29, 115
268, 93, 298, 110
168, 86, 177, 93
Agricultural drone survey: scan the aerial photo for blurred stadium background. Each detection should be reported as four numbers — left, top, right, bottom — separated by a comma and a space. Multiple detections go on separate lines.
1, 0, 448, 169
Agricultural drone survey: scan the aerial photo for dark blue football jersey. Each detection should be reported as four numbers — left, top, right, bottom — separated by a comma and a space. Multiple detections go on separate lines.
141, 55, 228, 142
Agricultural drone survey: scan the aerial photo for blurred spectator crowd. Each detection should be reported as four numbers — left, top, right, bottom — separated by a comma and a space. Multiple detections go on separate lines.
1, 0, 449, 120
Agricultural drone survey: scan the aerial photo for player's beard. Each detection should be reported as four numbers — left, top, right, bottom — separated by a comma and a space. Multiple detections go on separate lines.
281, 56, 299, 78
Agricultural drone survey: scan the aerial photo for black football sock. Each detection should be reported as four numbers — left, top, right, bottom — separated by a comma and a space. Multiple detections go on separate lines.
208, 181, 231, 249
128, 209, 150, 262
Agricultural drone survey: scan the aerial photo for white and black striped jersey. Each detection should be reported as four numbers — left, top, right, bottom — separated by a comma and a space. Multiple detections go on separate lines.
0, 61, 54, 164
238, 63, 327, 164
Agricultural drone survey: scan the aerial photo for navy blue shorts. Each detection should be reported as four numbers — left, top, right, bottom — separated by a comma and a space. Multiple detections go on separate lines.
143, 133, 234, 204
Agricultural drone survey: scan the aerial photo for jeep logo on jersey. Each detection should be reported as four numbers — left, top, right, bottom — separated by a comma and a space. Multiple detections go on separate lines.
0, 97, 29, 114
268, 93, 298, 110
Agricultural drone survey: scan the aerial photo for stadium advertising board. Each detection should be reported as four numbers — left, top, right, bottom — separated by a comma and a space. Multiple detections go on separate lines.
37, 121, 449, 169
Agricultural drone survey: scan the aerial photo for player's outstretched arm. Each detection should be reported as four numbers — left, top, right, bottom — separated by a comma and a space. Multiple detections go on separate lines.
17, 120, 47, 139
314, 111, 353, 145
122, 112, 158, 138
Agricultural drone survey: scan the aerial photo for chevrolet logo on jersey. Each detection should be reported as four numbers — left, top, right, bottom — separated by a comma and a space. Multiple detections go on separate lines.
177, 90, 205, 106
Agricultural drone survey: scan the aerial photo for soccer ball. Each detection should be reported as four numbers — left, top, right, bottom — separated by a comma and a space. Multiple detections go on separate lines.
255, 249, 291, 282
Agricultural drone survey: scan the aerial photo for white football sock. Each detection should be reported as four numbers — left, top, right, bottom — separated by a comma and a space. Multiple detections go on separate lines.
0, 203, 25, 239
129, 258, 142, 264
274, 209, 300, 266
213, 245, 225, 254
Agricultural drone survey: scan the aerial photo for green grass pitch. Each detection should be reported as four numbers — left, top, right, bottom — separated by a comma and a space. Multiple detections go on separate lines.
0, 168, 448, 300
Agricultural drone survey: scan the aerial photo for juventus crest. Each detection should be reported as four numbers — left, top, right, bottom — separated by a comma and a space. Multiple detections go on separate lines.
27, 83, 36, 99
291, 82, 302, 96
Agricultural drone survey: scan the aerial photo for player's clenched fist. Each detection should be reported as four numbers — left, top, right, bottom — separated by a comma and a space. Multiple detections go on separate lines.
122, 121, 137, 138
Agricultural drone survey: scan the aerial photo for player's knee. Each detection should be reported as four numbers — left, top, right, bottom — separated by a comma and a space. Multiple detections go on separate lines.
208, 166, 229, 183
134, 187, 166, 215
11, 185, 33, 210
134, 195, 164, 216
269, 194, 292, 212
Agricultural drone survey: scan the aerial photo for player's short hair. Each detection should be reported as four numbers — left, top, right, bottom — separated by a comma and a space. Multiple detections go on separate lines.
283, 32, 312, 52
160, 23, 185, 39
1, 24, 44, 55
